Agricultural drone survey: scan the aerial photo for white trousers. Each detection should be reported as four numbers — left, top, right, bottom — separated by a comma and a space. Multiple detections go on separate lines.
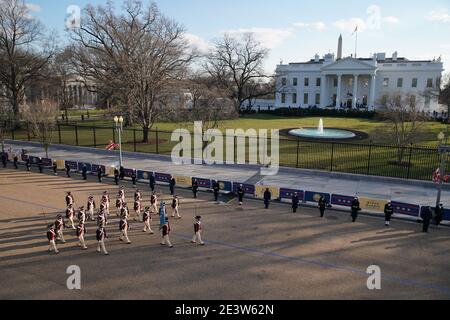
171, 207, 180, 218
48, 240, 58, 252
192, 231, 204, 244
68, 216, 75, 229
134, 208, 141, 220
78, 235, 87, 249
57, 229, 65, 242
151, 203, 158, 214
97, 240, 108, 254
120, 229, 131, 243
88, 208, 95, 220
161, 234, 172, 246
143, 220, 153, 233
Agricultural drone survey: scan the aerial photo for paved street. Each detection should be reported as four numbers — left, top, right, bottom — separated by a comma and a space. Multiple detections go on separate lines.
0, 167, 450, 299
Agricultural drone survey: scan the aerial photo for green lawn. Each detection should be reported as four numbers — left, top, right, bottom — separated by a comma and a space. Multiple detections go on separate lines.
7, 114, 449, 181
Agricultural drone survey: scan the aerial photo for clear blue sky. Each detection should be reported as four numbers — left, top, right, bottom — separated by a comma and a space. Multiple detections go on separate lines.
28, 0, 450, 73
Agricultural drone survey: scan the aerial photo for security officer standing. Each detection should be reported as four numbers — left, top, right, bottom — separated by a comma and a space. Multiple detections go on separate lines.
114, 167, 119, 185
1, 153, 6, 168
97, 166, 103, 183
131, 169, 137, 188
292, 192, 299, 213
421, 206, 433, 233
82, 164, 88, 180
26, 157, 31, 171
38, 157, 43, 173
13, 154, 18, 169
350, 197, 361, 222
119, 166, 125, 180
318, 196, 327, 218
237, 184, 245, 205
263, 188, 271, 209
213, 180, 220, 202
384, 201, 394, 227
149, 172, 155, 192
435, 203, 444, 227
52, 161, 58, 176
169, 175, 176, 195
192, 179, 199, 198
65, 163, 71, 177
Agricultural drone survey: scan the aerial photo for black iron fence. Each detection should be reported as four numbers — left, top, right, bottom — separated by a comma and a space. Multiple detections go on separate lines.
4, 123, 448, 182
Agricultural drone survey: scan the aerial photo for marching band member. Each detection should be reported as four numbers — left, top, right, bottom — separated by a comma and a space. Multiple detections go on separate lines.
66, 204, 76, 229
54, 214, 66, 243
171, 195, 181, 219
97, 209, 107, 228
66, 192, 74, 207
120, 203, 130, 220
150, 192, 158, 214
191, 216, 205, 245
133, 190, 142, 221
142, 206, 154, 234
47, 225, 59, 254
77, 206, 87, 224
160, 217, 173, 248
119, 215, 131, 244
87, 195, 96, 221
96, 226, 109, 255
101, 191, 110, 216
76, 221, 88, 250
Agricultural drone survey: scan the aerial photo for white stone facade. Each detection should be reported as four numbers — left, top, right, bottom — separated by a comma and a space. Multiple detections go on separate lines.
275, 37, 444, 112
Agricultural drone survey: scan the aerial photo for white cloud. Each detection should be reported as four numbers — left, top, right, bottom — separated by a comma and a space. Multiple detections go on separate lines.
184, 33, 212, 53
293, 21, 326, 31
25, 3, 41, 12
223, 27, 294, 49
333, 18, 367, 33
426, 9, 450, 23
383, 16, 400, 24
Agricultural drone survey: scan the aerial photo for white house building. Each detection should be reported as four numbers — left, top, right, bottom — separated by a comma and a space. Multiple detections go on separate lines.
275, 35, 444, 112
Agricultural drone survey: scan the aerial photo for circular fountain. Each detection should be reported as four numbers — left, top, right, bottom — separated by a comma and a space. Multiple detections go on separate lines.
285, 119, 367, 141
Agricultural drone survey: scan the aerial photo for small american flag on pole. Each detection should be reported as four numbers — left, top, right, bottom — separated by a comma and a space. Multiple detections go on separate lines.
106, 140, 119, 151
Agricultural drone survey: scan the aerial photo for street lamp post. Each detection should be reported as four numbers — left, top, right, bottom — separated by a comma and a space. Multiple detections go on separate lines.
114, 116, 124, 168
435, 132, 449, 208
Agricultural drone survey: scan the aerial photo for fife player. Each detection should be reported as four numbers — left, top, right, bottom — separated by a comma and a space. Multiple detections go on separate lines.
119, 215, 131, 244
87, 195, 96, 221
54, 214, 66, 243
142, 206, 154, 234
150, 192, 158, 214
133, 190, 142, 221
160, 217, 173, 248
171, 195, 181, 219
191, 216, 205, 246
101, 191, 110, 216
96, 225, 109, 255
66, 204, 76, 229
76, 221, 88, 250
47, 225, 59, 254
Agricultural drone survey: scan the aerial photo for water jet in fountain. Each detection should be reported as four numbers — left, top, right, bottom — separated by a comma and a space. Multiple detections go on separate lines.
288, 119, 357, 140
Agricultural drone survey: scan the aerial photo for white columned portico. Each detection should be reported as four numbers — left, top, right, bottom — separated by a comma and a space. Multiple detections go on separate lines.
336, 74, 342, 108
369, 73, 376, 110
320, 74, 327, 107
352, 74, 358, 109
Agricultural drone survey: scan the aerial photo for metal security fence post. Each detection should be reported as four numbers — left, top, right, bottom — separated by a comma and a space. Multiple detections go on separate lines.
93, 127, 97, 148
406, 144, 413, 180
156, 128, 159, 154
133, 129, 137, 152
75, 125, 79, 146
27, 122, 31, 141
330, 142, 335, 172
367, 141, 373, 175
58, 123, 62, 144
296, 137, 300, 168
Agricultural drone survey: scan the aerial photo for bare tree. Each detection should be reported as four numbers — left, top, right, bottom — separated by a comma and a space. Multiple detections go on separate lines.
70, 0, 195, 142
22, 99, 59, 158
0, 0, 56, 127
205, 33, 273, 112
377, 93, 427, 163
439, 73, 450, 121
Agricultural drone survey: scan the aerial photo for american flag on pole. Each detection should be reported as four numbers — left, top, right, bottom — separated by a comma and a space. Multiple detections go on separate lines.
106, 140, 119, 151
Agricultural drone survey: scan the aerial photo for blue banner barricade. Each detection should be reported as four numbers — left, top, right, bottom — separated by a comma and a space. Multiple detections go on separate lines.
304, 191, 331, 204
41, 158, 53, 167
28, 156, 40, 165
218, 180, 233, 192
78, 162, 92, 172
391, 201, 420, 217
193, 177, 212, 189
331, 194, 354, 207
443, 209, 450, 221
232, 183, 256, 195
279, 188, 304, 201
91, 164, 106, 174
155, 172, 172, 183
123, 168, 135, 178
65, 160, 78, 170
137, 170, 152, 181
